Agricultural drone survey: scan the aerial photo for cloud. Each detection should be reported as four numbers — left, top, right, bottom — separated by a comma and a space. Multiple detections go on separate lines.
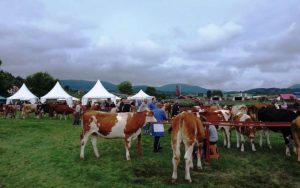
181, 22, 243, 55
1, 1, 300, 91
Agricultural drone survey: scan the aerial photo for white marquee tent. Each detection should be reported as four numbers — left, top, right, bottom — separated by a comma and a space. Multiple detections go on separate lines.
6, 83, 39, 104
40, 82, 74, 106
128, 89, 153, 100
81, 80, 118, 105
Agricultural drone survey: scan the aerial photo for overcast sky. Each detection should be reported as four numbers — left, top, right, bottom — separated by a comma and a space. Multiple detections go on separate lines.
1, 0, 300, 91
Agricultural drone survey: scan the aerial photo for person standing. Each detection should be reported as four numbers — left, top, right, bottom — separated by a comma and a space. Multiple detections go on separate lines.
73, 101, 81, 125
171, 101, 180, 117
122, 99, 131, 112
150, 104, 167, 153
148, 97, 157, 111
138, 99, 148, 112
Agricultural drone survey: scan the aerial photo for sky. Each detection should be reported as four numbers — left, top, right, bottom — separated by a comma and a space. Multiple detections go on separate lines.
0, 0, 300, 91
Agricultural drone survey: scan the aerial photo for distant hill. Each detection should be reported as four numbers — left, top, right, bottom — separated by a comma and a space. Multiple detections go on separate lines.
289, 84, 300, 89
156, 84, 207, 94
60, 80, 118, 92
245, 87, 300, 94
60, 80, 208, 94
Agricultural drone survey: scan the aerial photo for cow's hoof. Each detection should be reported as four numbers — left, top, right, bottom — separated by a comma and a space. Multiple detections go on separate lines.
80, 157, 85, 161
185, 179, 192, 183
171, 179, 177, 184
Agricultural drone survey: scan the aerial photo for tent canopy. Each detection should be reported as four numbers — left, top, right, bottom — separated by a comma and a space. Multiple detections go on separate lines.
82, 80, 117, 105
6, 83, 38, 104
128, 90, 152, 100
41, 82, 74, 106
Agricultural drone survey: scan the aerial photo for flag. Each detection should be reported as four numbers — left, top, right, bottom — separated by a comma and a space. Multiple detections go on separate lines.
175, 85, 180, 96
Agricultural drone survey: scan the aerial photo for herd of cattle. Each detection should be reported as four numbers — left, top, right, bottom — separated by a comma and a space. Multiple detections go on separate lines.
79, 103, 300, 183
1, 102, 300, 183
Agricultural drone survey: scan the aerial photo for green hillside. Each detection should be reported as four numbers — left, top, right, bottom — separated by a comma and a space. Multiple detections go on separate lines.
60, 80, 208, 94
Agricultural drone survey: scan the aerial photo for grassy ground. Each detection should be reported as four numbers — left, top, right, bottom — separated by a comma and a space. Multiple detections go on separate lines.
0, 115, 299, 188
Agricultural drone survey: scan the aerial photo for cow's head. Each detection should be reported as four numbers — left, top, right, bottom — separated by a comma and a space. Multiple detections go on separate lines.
143, 110, 157, 124
234, 114, 256, 138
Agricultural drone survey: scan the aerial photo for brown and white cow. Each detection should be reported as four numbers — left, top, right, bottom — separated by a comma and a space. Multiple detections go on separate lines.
199, 109, 232, 149
4, 104, 16, 118
21, 104, 38, 119
170, 112, 205, 183
232, 113, 256, 152
49, 104, 74, 120
80, 110, 157, 161
292, 116, 300, 162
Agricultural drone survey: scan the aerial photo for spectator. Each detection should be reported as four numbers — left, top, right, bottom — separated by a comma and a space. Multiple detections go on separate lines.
73, 101, 81, 125
201, 124, 218, 159
148, 97, 157, 111
171, 101, 180, 117
122, 99, 131, 112
138, 99, 148, 112
150, 103, 167, 153
117, 98, 125, 112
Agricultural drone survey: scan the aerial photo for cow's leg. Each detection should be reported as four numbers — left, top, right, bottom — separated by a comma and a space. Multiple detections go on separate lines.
91, 134, 100, 158
125, 136, 132, 160
184, 143, 194, 183
136, 133, 142, 157
284, 134, 291, 156
265, 129, 272, 149
221, 128, 227, 147
236, 129, 240, 148
250, 138, 256, 151
185, 143, 194, 169
80, 131, 92, 160
240, 133, 245, 152
225, 127, 231, 149
171, 140, 180, 184
196, 143, 203, 169
259, 129, 263, 147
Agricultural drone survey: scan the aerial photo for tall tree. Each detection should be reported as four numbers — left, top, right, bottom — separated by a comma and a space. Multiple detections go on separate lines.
118, 81, 133, 95
0, 71, 23, 97
145, 86, 157, 96
25, 72, 57, 97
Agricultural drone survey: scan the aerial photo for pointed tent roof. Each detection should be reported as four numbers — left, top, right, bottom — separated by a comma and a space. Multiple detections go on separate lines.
6, 83, 38, 104
40, 82, 73, 106
128, 89, 152, 100
82, 80, 116, 105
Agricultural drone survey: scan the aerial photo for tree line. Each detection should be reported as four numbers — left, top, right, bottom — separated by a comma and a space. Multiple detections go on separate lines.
0, 60, 169, 99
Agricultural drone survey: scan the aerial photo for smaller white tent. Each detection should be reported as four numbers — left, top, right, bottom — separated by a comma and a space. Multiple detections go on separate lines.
6, 84, 38, 104
82, 80, 116, 105
128, 90, 152, 100
41, 82, 74, 106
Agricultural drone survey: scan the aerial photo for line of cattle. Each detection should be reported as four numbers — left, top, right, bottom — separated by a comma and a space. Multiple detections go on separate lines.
1, 102, 300, 183
79, 103, 300, 183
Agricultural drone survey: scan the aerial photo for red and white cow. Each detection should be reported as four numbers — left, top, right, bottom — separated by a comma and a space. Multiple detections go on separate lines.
292, 116, 300, 162
21, 104, 38, 119
232, 113, 256, 152
199, 109, 232, 149
80, 110, 157, 161
170, 112, 205, 183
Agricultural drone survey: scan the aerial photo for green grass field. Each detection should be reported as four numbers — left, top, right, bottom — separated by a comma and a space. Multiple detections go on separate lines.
0, 115, 299, 188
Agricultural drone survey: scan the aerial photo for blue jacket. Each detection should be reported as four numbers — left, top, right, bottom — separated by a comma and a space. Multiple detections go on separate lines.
151, 108, 167, 137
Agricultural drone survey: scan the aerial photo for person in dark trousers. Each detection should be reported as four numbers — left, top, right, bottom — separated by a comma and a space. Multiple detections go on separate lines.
117, 98, 125, 112
122, 99, 131, 112
171, 101, 180, 117
73, 101, 81, 125
150, 103, 167, 153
